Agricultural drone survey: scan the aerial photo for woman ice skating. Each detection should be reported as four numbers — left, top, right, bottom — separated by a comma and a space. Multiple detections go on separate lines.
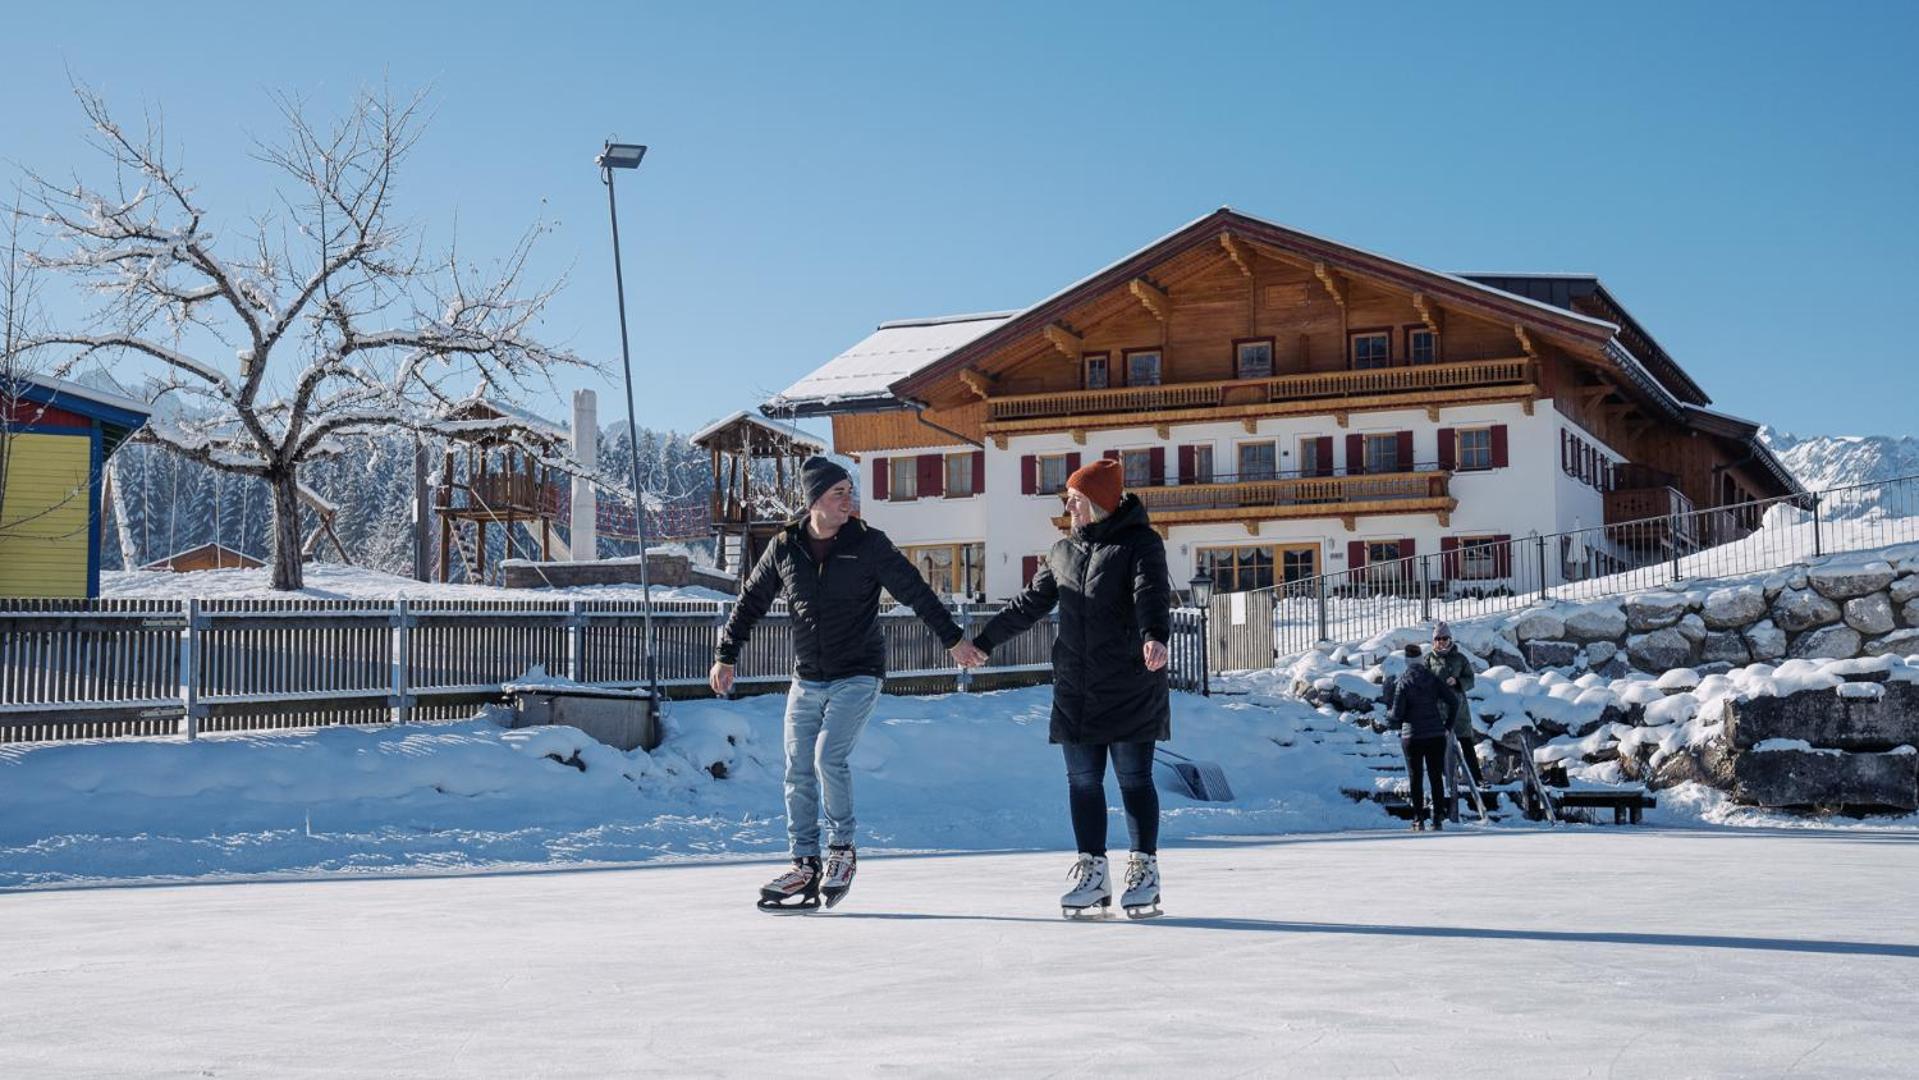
1390, 643, 1462, 831
969, 457, 1173, 919
711, 456, 986, 913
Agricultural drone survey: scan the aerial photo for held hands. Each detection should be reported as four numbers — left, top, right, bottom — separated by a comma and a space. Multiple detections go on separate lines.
708, 661, 735, 696
950, 642, 988, 669
1143, 640, 1169, 672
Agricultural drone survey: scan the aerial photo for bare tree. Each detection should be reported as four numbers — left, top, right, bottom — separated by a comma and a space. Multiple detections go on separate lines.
24, 85, 587, 589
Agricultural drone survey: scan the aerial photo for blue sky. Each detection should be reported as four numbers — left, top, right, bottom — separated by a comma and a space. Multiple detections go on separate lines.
5, 2, 1914, 439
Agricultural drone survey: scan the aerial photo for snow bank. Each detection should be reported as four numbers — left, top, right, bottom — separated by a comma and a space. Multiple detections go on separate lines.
0, 687, 1381, 889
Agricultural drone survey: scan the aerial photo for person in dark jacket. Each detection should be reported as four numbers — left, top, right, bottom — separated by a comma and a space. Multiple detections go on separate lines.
1391, 643, 1462, 831
971, 458, 1173, 917
711, 457, 985, 910
1423, 621, 1482, 790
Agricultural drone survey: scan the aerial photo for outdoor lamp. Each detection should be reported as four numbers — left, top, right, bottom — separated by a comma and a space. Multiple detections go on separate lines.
596, 143, 648, 170
1188, 570, 1212, 607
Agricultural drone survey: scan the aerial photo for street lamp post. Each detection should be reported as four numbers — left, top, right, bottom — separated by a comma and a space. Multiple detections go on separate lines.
597, 141, 659, 700
1187, 570, 1213, 697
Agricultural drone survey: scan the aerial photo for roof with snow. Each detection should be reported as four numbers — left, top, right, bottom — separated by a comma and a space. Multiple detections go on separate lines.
689, 410, 825, 454
762, 311, 1015, 417
437, 388, 569, 446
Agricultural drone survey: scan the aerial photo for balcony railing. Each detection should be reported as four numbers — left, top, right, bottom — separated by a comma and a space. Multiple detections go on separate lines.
442, 473, 562, 518
1605, 485, 1699, 548
1051, 468, 1453, 527
986, 356, 1534, 425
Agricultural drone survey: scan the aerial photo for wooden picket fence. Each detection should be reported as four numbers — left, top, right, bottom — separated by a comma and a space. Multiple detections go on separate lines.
0, 596, 1103, 744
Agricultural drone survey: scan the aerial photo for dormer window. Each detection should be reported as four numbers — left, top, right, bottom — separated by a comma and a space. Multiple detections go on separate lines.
1125, 349, 1162, 387
1408, 328, 1439, 364
1351, 331, 1391, 370
1084, 353, 1110, 390
1235, 338, 1274, 379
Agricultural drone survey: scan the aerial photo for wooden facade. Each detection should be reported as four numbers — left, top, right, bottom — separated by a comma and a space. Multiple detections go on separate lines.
0, 377, 149, 598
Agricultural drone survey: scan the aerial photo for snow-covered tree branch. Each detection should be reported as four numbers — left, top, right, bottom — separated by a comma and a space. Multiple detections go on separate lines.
21, 83, 590, 589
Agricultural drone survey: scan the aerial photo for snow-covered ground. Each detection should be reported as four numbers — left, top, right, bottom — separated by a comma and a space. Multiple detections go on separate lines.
5, 829, 1917, 1078
100, 560, 731, 602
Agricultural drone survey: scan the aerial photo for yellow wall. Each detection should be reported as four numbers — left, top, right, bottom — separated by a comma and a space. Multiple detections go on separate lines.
0, 432, 92, 598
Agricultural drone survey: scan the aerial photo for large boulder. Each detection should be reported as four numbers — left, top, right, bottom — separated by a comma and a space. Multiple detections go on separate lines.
1807, 560, 1898, 601
1865, 629, 1919, 658
1702, 585, 1768, 630
1730, 746, 1919, 811
1511, 609, 1565, 643
1562, 602, 1628, 643
1890, 575, 1919, 606
1676, 613, 1708, 646
1789, 625, 1862, 660
1473, 636, 1529, 673
1725, 680, 1919, 751
1903, 598, 1919, 629
1700, 631, 1751, 665
1625, 592, 1690, 632
1771, 588, 1842, 634
1586, 641, 1619, 668
1627, 628, 1693, 673
1524, 640, 1579, 669
1845, 593, 1896, 636
1743, 620, 1788, 662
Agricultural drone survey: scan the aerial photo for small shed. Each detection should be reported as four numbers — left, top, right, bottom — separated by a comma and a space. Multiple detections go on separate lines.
142, 543, 265, 573
0, 374, 150, 597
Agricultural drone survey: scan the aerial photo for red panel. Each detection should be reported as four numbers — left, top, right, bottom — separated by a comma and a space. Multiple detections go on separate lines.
1400, 538, 1416, 564
1020, 455, 1035, 495
1065, 452, 1081, 474
1494, 534, 1513, 578
1346, 434, 1364, 475
1148, 447, 1165, 486
1396, 431, 1414, 472
1102, 449, 1121, 462
1316, 436, 1334, 477
1177, 445, 1195, 484
1441, 536, 1461, 578
1022, 555, 1039, 587
1348, 540, 1367, 569
972, 450, 986, 495
1437, 427, 1455, 472
917, 454, 943, 499
3, 400, 91, 428
1491, 424, 1509, 469
873, 458, 889, 501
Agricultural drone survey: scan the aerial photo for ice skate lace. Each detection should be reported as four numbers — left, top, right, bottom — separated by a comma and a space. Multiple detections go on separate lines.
824, 849, 854, 881
1066, 856, 1098, 887
773, 864, 814, 890
1125, 859, 1151, 889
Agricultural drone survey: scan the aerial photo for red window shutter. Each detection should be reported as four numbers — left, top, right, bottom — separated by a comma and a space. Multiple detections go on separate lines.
1399, 538, 1416, 564
1494, 534, 1513, 578
1396, 431, 1413, 472
1346, 434, 1365, 475
918, 454, 944, 498
1348, 540, 1367, 569
1065, 452, 1081, 474
1441, 536, 1461, 578
873, 458, 889, 501
1177, 445, 1195, 484
1316, 436, 1334, 477
1437, 427, 1455, 472
1102, 449, 1121, 462
972, 450, 986, 494
1149, 447, 1165, 486
1561, 430, 1571, 474
1019, 455, 1036, 495
1491, 424, 1509, 469
1022, 555, 1039, 587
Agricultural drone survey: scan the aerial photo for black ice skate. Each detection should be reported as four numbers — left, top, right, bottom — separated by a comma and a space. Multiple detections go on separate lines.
757, 856, 823, 914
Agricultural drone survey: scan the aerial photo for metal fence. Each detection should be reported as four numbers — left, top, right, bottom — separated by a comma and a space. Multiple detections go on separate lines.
1215, 473, 1919, 664
0, 597, 1076, 744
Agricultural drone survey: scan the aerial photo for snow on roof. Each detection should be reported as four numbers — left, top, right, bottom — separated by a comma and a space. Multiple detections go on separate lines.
689, 410, 824, 451
765, 311, 1016, 411
19, 372, 152, 419
443, 384, 569, 441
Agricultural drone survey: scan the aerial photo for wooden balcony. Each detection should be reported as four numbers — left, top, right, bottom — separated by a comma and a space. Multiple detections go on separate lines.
1604, 485, 1699, 549
1052, 469, 1456, 531
985, 357, 1537, 439
440, 473, 564, 521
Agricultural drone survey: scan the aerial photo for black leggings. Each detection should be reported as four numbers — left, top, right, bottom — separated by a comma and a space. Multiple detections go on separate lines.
1062, 741, 1159, 856
1402, 736, 1451, 824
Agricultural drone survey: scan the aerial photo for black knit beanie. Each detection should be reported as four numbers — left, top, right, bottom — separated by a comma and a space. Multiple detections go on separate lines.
801, 456, 851, 508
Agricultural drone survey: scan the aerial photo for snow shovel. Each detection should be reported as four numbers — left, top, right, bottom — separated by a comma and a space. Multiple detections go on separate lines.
1154, 748, 1236, 802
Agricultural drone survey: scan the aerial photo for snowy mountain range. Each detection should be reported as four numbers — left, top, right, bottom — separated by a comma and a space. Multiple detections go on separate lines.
1761, 428, 1919, 493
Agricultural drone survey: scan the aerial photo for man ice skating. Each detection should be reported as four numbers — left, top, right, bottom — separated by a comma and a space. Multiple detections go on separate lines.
711, 456, 986, 913
969, 458, 1173, 919
1424, 621, 1483, 791
1391, 643, 1461, 831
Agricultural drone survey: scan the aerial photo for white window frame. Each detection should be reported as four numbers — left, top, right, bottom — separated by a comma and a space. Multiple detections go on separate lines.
889, 456, 918, 501
1235, 439, 1278, 482
1036, 454, 1071, 496
944, 452, 976, 498
1456, 427, 1493, 472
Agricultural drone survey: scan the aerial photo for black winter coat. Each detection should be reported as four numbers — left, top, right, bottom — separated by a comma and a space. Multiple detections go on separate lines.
1390, 664, 1460, 740
716, 517, 962, 681
973, 494, 1173, 745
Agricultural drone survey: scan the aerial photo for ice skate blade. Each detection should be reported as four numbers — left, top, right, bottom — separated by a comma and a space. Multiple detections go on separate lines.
1061, 900, 1113, 921
822, 888, 851, 909
757, 897, 822, 915
1124, 904, 1163, 920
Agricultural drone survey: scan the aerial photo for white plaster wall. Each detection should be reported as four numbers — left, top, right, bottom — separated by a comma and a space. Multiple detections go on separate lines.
854, 445, 988, 562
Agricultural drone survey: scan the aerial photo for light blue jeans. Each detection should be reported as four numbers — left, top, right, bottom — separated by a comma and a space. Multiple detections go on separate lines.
782, 676, 882, 857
